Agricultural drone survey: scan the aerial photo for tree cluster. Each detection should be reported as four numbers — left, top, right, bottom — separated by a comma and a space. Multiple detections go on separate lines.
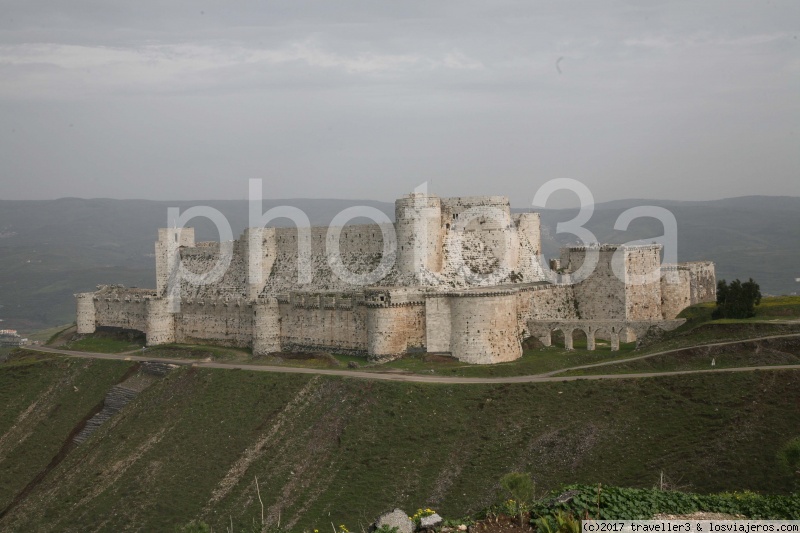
713, 278, 761, 319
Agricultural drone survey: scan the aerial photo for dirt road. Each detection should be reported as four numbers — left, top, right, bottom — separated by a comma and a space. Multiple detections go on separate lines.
22, 335, 800, 384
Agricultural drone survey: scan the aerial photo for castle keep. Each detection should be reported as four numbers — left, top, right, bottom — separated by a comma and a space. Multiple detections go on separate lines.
76, 193, 716, 364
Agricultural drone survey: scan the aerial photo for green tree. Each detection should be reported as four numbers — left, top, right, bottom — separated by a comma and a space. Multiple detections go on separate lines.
500, 472, 535, 526
713, 278, 761, 319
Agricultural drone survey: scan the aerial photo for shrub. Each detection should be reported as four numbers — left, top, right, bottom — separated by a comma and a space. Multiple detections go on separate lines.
713, 279, 761, 319
528, 484, 800, 520
778, 437, 800, 483
175, 520, 212, 533
533, 510, 581, 533
500, 472, 536, 525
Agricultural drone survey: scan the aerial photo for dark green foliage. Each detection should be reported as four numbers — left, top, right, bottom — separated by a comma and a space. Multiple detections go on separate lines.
778, 437, 800, 481
713, 278, 762, 319
500, 472, 535, 525
529, 485, 800, 520
175, 520, 212, 533
500, 472, 535, 505
532, 510, 581, 533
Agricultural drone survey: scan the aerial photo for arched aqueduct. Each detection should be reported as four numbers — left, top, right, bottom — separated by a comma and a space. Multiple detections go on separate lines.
526, 319, 685, 351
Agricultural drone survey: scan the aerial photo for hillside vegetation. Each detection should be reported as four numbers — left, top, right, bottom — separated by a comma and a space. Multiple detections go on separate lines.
0, 351, 798, 531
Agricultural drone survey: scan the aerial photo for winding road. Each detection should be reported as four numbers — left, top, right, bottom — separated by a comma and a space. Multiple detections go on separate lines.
22, 332, 800, 384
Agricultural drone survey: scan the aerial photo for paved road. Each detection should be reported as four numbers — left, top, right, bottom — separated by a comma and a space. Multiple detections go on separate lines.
23, 336, 800, 384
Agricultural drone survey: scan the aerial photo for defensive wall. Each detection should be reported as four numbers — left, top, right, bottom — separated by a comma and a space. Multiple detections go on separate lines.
76, 193, 716, 364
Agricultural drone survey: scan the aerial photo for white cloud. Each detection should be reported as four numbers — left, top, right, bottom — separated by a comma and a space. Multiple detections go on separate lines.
623, 32, 789, 50
441, 50, 484, 70
0, 40, 486, 98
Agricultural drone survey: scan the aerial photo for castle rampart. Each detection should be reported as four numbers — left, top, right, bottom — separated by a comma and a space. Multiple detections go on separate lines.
77, 193, 715, 364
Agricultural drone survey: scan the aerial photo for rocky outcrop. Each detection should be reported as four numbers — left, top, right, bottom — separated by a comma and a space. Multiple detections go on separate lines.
371, 508, 414, 533
419, 513, 443, 529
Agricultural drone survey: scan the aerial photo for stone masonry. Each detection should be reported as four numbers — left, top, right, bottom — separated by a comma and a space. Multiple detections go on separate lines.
76, 193, 716, 364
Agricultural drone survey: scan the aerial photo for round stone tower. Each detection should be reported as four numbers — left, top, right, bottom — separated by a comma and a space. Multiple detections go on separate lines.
394, 192, 443, 276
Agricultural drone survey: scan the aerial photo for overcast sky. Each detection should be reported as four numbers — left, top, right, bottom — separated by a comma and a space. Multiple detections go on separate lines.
0, 1, 798, 206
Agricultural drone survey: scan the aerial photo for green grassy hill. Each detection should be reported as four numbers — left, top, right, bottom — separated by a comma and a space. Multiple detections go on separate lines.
0, 351, 798, 531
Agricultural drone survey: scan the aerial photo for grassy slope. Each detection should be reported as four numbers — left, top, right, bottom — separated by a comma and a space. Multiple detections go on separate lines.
0, 354, 798, 532
556, 297, 800, 376
0, 356, 134, 512
560, 337, 800, 375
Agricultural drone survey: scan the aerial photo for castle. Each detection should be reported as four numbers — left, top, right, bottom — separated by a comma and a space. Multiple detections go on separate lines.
75, 193, 716, 364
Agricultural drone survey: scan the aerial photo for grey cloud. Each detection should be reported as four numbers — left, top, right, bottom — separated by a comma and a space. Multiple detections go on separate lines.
0, 1, 797, 205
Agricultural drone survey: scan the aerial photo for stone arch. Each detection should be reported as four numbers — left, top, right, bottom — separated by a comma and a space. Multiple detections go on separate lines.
592, 326, 613, 351
549, 327, 568, 349
570, 328, 587, 350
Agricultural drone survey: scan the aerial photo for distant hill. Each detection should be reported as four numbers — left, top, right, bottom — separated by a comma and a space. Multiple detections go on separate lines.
0, 196, 797, 332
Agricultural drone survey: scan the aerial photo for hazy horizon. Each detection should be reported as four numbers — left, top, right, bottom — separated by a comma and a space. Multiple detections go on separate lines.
2, 193, 798, 210
1, 1, 798, 204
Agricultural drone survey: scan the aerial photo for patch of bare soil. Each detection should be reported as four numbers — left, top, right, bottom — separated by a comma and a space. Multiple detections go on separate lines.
469, 514, 534, 533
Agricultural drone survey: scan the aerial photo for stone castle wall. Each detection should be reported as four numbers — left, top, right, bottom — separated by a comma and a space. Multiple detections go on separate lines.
424, 296, 452, 352
279, 298, 369, 355
685, 261, 716, 304
366, 303, 427, 358
561, 247, 627, 320
92, 298, 149, 334
560, 245, 664, 321
660, 266, 692, 320
623, 245, 663, 320
526, 285, 578, 320
79, 193, 715, 365
174, 302, 254, 347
